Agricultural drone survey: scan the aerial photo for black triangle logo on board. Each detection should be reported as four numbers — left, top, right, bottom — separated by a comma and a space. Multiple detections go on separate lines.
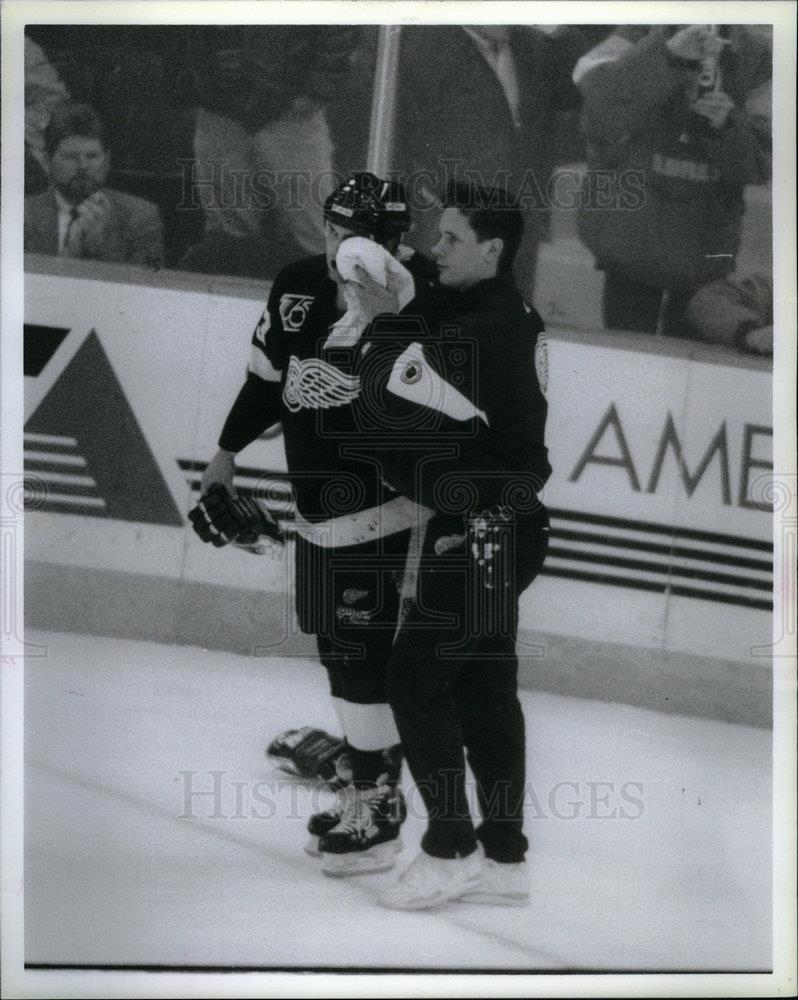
24, 331, 183, 526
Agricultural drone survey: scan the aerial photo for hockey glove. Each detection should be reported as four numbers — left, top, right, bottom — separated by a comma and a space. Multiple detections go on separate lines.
188, 483, 284, 547
468, 506, 515, 592
266, 727, 352, 789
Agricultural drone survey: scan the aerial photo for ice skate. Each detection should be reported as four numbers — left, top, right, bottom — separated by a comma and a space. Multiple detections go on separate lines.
304, 805, 344, 858
319, 779, 406, 877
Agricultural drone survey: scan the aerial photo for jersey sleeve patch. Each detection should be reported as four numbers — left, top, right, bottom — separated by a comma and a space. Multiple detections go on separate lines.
279, 294, 315, 332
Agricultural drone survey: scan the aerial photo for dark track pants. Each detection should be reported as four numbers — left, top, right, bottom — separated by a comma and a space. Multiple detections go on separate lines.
388, 519, 548, 863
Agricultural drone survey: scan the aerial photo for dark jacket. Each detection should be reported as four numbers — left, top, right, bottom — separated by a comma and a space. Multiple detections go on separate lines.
576, 27, 771, 289
357, 275, 551, 522
394, 26, 582, 196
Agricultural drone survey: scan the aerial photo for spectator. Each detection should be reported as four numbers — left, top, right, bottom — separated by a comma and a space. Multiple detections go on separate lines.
393, 25, 589, 301
574, 25, 772, 337
179, 27, 365, 278
24, 101, 164, 267
686, 271, 773, 354
24, 34, 69, 195
24, 26, 202, 266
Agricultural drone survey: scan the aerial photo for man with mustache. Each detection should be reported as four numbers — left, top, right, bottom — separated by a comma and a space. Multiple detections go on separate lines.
24, 101, 164, 268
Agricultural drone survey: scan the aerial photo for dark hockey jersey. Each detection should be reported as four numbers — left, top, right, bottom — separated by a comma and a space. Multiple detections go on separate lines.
353, 274, 551, 526
219, 251, 437, 536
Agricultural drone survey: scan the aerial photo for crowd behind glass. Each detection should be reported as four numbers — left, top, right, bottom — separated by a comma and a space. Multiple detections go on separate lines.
24, 24, 773, 354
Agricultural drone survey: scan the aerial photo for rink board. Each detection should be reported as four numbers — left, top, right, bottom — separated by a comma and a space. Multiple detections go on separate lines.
21, 258, 774, 722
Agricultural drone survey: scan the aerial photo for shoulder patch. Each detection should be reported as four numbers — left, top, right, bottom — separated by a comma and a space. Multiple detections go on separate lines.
279, 294, 315, 332
400, 360, 423, 384
387, 343, 488, 425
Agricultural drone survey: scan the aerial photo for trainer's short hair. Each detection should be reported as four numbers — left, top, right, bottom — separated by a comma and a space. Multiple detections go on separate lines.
44, 102, 105, 158
441, 181, 523, 273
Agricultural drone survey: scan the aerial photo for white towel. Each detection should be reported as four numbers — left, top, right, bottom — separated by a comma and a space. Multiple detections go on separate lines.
325, 237, 415, 347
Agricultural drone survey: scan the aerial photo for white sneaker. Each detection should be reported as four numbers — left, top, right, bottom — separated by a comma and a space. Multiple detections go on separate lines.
378, 849, 482, 910
458, 857, 530, 907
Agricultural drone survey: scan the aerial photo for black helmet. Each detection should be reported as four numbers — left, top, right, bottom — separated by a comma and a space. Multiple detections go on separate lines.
323, 172, 410, 245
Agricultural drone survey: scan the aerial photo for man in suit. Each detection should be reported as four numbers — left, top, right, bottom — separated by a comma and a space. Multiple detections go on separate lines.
393, 25, 587, 300
24, 102, 164, 268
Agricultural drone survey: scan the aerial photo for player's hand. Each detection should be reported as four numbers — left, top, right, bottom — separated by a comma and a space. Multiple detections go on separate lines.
467, 509, 513, 591
666, 25, 727, 64
201, 449, 237, 496
188, 483, 284, 548
690, 90, 735, 129
346, 264, 401, 320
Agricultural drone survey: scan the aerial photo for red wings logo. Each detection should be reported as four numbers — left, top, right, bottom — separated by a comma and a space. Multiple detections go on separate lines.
282, 356, 361, 413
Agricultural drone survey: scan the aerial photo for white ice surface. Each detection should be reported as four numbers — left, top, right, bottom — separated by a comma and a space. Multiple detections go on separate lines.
24, 629, 771, 971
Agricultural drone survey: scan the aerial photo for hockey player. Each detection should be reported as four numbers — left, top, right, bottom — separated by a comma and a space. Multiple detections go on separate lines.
190, 173, 435, 876
341, 181, 551, 908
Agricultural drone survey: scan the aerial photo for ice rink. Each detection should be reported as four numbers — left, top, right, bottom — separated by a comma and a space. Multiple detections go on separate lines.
24, 628, 771, 972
